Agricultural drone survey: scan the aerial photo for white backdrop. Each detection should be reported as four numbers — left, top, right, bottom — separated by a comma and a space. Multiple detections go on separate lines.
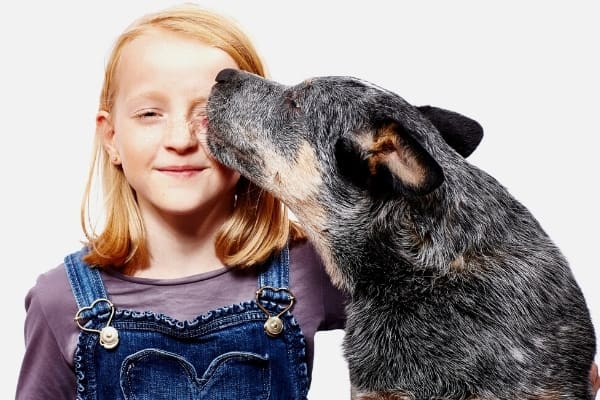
2, 1, 598, 398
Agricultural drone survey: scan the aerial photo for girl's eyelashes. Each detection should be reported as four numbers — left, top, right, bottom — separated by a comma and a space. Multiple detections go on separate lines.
131, 104, 208, 131
134, 109, 162, 119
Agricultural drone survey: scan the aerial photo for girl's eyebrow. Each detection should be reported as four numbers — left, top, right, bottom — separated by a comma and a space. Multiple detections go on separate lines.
124, 91, 165, 111
123, 93, 208, 112
123, 90, 167, 108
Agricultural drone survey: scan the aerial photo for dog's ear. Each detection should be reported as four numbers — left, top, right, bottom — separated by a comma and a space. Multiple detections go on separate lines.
417, 105, 483, 158
335, 120, 444, 197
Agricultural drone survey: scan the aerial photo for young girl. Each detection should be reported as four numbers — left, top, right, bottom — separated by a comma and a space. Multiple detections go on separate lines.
16, 4, 345, 399
16, 3, 600, 399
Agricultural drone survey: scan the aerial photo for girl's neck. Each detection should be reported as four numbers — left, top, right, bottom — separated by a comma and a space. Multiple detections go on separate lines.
132, 204, 232, 279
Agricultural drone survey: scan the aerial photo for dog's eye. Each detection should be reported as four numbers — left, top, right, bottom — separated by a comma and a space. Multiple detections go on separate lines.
284, 94, 301, 110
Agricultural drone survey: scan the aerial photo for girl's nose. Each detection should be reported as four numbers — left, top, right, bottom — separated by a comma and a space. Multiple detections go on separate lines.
164, 117, 198, 152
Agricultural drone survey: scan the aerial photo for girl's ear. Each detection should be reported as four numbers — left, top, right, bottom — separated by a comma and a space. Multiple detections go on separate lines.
97, 111, 120, 165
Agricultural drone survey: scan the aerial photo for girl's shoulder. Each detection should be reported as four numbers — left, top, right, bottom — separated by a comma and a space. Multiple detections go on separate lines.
27, 261, 77, 320
24, 261, 80, 366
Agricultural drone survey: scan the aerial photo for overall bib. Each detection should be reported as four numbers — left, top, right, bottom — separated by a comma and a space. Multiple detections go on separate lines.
65, 246, 309, 400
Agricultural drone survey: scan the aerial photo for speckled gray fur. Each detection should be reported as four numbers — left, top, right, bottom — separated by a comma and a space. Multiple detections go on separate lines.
206, 69, 596, 399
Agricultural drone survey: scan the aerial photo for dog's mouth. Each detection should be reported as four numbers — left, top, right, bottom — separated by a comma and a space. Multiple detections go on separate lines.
205, 114, 276, 195
205, 125, 253, 169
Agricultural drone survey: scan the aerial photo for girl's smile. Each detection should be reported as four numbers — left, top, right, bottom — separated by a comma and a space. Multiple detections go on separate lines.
155, 164, 207, 178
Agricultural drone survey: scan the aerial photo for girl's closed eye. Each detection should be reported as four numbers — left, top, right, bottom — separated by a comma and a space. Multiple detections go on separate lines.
133, 109, 164, 124
134, 109, 163, 121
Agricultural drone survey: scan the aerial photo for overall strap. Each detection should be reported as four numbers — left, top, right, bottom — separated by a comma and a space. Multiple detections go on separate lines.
64, 248, 111, 319
257, 243, 291, 303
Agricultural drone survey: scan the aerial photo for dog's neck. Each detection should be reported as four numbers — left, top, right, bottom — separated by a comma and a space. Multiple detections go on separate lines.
307, 168, 555, 294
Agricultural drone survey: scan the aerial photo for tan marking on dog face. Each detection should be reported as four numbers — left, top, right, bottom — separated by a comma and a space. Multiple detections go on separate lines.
262, 141, 322, 203
265, 142, 352, 289
260, 142, 351, 289
262, 141, 327, 231
255, 141, 354, 291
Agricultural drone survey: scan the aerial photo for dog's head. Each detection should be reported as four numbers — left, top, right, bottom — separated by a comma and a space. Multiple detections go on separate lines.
207, 68, 481, 203
206, 69, 482, 286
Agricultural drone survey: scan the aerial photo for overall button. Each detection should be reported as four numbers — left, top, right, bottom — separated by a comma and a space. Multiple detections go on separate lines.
100, 326, 119, 349
264, 316, 284, 337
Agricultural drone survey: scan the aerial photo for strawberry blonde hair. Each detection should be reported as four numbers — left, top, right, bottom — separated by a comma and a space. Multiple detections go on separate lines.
81, 3, 304, 272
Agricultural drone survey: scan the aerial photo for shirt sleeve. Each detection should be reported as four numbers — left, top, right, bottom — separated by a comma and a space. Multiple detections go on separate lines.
316, 252, 349, 331
16, 271, 77, 400
319, 273, 348, 331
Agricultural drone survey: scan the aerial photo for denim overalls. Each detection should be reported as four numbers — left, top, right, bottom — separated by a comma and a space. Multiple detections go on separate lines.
64, 246, 309, 400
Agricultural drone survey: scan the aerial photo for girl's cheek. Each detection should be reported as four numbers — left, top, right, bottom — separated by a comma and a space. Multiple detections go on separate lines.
190, 116, 208, 141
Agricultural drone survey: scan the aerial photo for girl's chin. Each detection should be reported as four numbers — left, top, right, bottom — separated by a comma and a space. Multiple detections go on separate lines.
152, 200, 234, 218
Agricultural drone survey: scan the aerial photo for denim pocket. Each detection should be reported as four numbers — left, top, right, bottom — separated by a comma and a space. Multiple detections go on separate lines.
120, 348, 271, 400
200, 351, 271, 398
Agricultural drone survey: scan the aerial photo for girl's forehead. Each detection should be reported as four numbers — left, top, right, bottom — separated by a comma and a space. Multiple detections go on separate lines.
118, 28, 236, 73
112, 29, 238, 106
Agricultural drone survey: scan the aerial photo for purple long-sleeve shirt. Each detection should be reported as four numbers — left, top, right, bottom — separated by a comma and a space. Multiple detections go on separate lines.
16, 241, 347, 400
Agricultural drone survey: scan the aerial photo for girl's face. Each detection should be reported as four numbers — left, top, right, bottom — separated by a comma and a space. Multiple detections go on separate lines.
99, 29, 240, 220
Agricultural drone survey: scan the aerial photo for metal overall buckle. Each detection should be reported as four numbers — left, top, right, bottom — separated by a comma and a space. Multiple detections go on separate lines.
255, 286, 295, 337
74, 298, 119, 350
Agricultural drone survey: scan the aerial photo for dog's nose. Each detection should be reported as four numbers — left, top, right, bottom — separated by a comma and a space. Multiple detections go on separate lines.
215, 68, 237, 83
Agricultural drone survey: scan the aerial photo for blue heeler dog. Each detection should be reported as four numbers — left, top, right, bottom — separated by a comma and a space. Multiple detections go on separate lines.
205, 68, 596, 399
